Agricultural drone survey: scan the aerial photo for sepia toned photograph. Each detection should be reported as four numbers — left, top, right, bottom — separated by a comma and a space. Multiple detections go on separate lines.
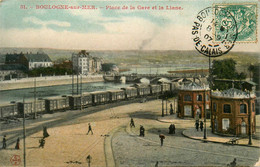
0, 0, 259, 166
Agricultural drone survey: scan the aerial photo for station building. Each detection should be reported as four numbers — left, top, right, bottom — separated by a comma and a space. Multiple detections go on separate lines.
177, 82, 210, 119
211, 88, 256, 136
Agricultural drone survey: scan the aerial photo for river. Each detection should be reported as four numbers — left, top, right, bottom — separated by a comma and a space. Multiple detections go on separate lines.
0, 66, 208, 104
0, 82, 131, 104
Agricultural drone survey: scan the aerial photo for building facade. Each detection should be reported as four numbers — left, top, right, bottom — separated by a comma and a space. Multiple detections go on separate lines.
178, 82, 210, 119
211, 88, 256, 136
72, 52, 102, 74
5, 52, 53, 70
0, 64, 27, 80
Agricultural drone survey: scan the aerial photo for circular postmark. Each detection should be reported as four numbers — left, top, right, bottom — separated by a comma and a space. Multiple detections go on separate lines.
10, 155, 21, 166
192, 6, 238, 57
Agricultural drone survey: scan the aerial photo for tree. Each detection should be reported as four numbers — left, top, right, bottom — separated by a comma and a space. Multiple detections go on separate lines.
212, 59, 237, 79
248, 64, 260, 91
212, 59, 246, 90
248, 64, 255, 81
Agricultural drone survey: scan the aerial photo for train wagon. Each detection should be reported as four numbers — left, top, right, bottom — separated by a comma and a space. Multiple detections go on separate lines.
0, 103, 18, 118
69, 93, 92, 110
18, 100, 45, 116
161, 83, 171, 93
132, 84, 151, 97
149, 84, 161, 95
121, 87, 138, 99
91, 91, 110, 105
108, 90, 125, 102
45, 96, 70, 113
169, 82, 179, 92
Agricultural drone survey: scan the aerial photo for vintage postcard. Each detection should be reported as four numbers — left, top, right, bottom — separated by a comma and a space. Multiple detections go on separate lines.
0, 0, 259, 166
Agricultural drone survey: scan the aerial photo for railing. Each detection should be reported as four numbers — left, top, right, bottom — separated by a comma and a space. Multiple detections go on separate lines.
212, 90, 256, 98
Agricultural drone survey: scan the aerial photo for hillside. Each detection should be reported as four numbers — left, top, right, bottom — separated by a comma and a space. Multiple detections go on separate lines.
0, 48, 259, 68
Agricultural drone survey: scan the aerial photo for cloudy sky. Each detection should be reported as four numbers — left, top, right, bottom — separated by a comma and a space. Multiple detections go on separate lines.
0, 0, 259, 52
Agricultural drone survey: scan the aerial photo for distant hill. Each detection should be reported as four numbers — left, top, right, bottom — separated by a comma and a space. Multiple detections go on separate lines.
0, 48, 259, 68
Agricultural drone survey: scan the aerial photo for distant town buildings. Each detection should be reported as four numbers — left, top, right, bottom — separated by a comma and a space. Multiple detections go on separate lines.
5, 52, 53, 70
0, 64, 27, 81
72, 51, 103, 75
211, 88, 256, 136
177, 82, 210, 119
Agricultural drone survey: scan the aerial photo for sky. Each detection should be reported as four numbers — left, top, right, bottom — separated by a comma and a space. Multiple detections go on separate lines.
0, 0, 259, 52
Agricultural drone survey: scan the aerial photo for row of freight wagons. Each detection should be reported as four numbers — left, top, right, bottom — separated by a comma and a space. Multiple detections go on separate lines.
0, 83, 174, 118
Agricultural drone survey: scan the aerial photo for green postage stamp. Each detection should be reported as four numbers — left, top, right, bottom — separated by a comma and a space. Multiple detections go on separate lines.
214, 3, 257, 43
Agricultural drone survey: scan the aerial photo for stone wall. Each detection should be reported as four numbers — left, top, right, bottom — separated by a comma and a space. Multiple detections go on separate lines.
0, 75, 104, 91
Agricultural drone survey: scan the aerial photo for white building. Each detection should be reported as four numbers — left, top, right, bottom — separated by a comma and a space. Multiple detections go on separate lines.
72, 51, 103, 74
5, 52, 53, 70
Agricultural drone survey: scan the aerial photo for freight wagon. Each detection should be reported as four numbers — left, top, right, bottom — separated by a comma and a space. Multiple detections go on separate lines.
161, 83, 171, 93
108, 90, 125, 102
149, 84, 161, 95
132, 84, 151, 97
18, 100, 45, 116
0, 103, 18, 118
69, 93, 92, 110
45, 96, 70, 113
121, 87, 138, 99
91, 91, 110, 105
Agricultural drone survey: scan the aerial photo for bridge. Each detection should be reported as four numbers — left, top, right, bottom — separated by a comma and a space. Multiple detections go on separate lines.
104, 73, 207, 83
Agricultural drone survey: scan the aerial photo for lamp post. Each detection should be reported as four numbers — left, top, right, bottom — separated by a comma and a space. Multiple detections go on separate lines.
203, 90, 207, 140
165, 97, 168, 116
161, 96, 164, 117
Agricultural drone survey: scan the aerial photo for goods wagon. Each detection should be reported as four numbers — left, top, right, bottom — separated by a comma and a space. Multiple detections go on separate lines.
91, 91, 110, 105
108, 90, 125, 102
132, 84, 151, 97
45, 96, 69, 113
0, 103, 18, 118
18, 100, 45, 115
149, 84, 161, 94
69, 93, 92, 110
161, 83, 171, 93
121, 87, 138, 99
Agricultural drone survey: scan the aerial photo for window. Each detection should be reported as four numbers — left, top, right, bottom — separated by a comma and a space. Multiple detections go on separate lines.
213, 103, 217, 112
240, 104, 247, 114
197, 94, 202, 101
184, 95, 191, 101
223, 104, 231, 113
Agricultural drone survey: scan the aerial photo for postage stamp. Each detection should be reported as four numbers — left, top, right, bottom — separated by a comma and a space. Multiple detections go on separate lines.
192, 6, 237, 57
214, 3, 257, 43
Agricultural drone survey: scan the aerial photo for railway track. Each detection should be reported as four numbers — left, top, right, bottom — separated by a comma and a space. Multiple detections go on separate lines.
0, 96, 157, 149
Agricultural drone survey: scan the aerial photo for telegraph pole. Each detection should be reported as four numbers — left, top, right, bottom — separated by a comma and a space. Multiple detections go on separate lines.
77, 54, 79, 95
80, 73, 83, 111
33, 78, 37, 119
248, 91, 252, 145
23, 97, 26, 167
72, 54, 74, 95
